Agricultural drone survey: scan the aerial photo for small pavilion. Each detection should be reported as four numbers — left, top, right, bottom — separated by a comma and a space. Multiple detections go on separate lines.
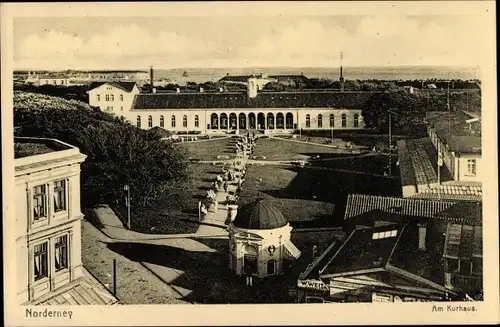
228, 199, 301, 278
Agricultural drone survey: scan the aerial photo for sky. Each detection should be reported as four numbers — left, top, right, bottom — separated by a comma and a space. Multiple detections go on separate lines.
13, 15, 487, 70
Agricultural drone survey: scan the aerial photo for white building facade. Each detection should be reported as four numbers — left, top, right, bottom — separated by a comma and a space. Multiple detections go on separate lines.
15, 137, 117, 305
87, 81, 140, 116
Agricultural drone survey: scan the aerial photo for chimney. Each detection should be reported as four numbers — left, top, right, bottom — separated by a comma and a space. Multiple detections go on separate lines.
247, 78, 258, 98
418, 221, 427, 251
176, 87, 180, 93
150, 66, 154, 89
339, 51, 345, 92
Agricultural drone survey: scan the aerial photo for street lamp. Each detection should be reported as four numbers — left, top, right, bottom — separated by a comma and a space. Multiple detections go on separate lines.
124, 185, 131, 230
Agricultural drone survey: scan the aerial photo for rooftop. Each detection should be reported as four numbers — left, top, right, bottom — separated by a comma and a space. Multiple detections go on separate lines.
232, 198, 288, 230
397, 138, 442, 187
15, 137, 70, 159
344, 194, 457, 220
409, 181, 482, 202
131, 91, 379, 110
88, 81, 137, 93
426, 111, 481, 153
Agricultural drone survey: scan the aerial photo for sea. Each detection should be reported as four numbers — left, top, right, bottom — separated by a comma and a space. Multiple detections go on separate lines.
151, 66, 480, 84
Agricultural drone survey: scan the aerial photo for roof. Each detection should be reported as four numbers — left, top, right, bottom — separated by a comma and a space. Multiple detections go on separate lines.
88, 81, 137, 92
344, 194, 457, 220
433, 201, 482, 225
132, 91, 378, 110
319, 218, 455, 294
397, 138, 441, 187
409, 181, 482, 202
14, 138, 69, 158
30, 276, 118, 305
426, 111, 481, 153
232, 198, 288, 230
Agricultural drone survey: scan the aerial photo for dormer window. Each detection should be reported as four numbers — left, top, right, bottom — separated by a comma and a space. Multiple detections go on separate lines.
372, 230, 398, 240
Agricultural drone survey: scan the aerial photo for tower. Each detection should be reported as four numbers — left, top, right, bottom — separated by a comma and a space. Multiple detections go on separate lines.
339, 52, 345, 92
149, 66, 154, 88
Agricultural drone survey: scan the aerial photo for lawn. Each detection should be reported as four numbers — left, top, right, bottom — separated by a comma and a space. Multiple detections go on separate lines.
114, 163, 222, 234
81, 220, 188, 304
238, 164, 401, 226
252, 138, 357, 161
177, 137, 237, 160
309, 153, 399, 175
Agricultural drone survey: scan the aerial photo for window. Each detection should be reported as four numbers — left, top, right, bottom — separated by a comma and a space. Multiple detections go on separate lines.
54, 235, 68, 272
183, 115, 188, 128
305, 114, 311, 128
120, 106, 123, 111
267, 260, 276, 275
171, 115, 176, 128
446, 258, 459, 273
33, 185, 47, 221
372, 230, 398, 240
354, 114, 359, 128
120, 94, 124, 101
160, 115, 164, 128
317, 114, 323, 128
194, 115, 199, 128
96, 94, 100, 101
330, 114, 334, 127
53, 180, 66, 213
148, 115, 153, 128
341, 114, 347, 127
136, 116, 141, 128
45, 80, 49, 85
460, 259, 471, 275
34, 242, 48, 281
53, 80, 56, 85
105, 94, 110, 101
60, 80, 64, 85
110, 94, 114, 101
467, 159, 476, 176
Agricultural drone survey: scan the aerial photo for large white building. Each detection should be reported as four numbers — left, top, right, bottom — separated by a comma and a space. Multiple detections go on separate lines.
15, 137, 118, 305
87, 81, 140, 115
88, 77, 373, 134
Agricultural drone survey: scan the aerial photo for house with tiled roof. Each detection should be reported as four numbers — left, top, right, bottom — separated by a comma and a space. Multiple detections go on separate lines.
15, 137, 118, 305
87, 81, 140, 116
296, 197, 482, 303
397, 110, 482, 199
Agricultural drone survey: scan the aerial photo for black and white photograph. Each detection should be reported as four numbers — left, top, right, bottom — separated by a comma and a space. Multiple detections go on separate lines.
2, 1, 498, 326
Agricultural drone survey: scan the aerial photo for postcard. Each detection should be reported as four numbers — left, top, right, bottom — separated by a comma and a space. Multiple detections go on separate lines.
2, 1, 498, 326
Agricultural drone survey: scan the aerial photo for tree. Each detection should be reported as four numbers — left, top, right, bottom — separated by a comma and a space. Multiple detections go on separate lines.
14, 91, 189, 208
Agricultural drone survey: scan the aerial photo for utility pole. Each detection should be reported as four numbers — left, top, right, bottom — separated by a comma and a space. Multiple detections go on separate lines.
447, 81, 451, 134
124, 185, 131, 230
388, 111, 392, 176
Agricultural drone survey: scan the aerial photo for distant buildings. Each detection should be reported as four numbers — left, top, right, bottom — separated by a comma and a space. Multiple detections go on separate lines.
24, 70, 149, 86
15, 137, 118, 305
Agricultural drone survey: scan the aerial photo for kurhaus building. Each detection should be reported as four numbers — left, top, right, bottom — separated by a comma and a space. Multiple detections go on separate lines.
88, 73, 377, 134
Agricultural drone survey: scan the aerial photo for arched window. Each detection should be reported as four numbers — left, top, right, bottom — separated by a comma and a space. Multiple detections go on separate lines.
171, 115, 176, 128
160, 115, 164, 128
136, 116, 141, 128
183, 115, 188, 128
194, 115, 199, 128
330, 114, 334, 127
305, 114, 311, 128
317, 114, 323, 128
341, 113, 347, 128
267, 260, 276, 275
354, 114, 359, 128
148, 115, 153, 128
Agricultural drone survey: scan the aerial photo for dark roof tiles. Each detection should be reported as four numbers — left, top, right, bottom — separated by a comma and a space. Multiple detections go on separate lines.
232, 198, 288, 230
132, 91, 378, 110
89, 81, 137, 93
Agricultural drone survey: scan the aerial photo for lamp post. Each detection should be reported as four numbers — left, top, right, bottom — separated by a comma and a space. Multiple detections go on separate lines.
124, 185, 131, 230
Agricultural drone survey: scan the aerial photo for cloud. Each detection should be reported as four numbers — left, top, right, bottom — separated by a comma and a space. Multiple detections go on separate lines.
14, 16, 485, 69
